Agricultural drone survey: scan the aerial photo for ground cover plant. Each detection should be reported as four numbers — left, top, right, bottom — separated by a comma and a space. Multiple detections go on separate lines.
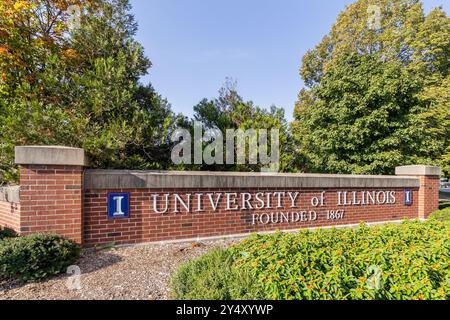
171, 220, 450, 300
431, 207, 450, 222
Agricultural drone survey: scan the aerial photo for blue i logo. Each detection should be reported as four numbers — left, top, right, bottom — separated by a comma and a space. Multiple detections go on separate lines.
404, 189, 413, 206
108, 192, 130, 219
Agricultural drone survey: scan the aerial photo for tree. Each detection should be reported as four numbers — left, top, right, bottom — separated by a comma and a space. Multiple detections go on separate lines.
293, 0, 449, 175
293, 53, 444, 174
413, 7, 450, 176
0, 0, 182, 183
184, 79, 294, 173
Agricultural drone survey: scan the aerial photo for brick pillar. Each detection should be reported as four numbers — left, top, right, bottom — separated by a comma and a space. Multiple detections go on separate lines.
395, 165, 441, 219
15, 146, 88, 244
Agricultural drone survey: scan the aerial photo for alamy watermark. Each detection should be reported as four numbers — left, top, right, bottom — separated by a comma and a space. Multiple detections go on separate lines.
66, 265, 82, 290
367, 5, 382, 30
367, 265, 383, 291
66, 5, 82, 31
171, 121, 280, 172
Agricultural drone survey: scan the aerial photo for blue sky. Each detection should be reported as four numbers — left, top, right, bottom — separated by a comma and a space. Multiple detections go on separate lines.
130, 0, 449, 121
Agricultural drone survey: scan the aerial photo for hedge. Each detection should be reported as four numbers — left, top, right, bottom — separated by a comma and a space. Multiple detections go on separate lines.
171, 220, 450, 300
0, 233, 81, 282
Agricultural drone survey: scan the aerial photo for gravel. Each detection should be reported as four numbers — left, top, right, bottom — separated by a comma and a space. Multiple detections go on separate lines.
0, 238, 237, 300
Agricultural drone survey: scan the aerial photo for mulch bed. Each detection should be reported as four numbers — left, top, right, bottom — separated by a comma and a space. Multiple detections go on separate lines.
0, 239, 236, 300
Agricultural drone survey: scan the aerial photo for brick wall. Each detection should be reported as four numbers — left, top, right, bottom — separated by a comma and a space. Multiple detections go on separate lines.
84, 187, 419, 247
0, 200, 20, 232
2, 145, 441, 247
19, 165, 84, 244
418, 176, 440, 219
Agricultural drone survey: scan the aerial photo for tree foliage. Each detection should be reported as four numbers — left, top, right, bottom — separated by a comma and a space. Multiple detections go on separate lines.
186, 79, 294, 173
293, 0, 449, 175
0, 0, 182, 183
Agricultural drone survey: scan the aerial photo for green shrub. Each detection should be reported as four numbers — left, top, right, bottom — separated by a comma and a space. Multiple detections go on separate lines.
0, 227, 17, 240
171, 249, 262, 300
171, 221, 450, 300
0, 233, 81, 282
430, 207, 450, 222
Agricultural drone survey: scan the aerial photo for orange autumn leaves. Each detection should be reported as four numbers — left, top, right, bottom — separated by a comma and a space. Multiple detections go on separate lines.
0, 0, 94, 85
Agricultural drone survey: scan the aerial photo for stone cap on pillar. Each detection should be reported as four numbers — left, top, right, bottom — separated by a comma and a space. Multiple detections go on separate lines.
395, 165, 441, 176
15, 146, 89, 166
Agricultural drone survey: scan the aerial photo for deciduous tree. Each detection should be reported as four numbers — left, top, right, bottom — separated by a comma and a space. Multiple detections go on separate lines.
293, 0, 449, 175
0, 0, 182, 183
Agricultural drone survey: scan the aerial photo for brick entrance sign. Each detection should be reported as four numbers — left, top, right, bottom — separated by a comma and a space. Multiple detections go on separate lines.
0, 146, 441, 246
